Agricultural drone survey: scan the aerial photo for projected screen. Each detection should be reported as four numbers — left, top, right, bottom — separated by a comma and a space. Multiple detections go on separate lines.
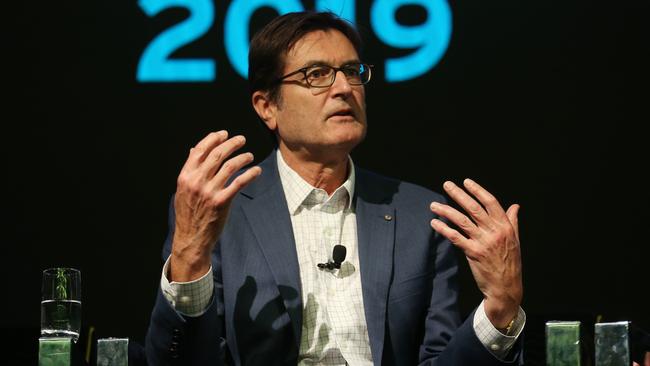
7, 1, 645, 363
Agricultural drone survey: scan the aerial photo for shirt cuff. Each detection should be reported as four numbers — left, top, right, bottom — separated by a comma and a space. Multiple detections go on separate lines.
160, 256, 214, 317
472, 299, 526, 360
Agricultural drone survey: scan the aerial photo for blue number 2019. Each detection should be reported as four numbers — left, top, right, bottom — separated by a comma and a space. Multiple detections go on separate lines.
137, 0, 451, 83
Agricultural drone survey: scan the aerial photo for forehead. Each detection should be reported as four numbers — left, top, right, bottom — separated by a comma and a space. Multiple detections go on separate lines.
284, 29, 360, 71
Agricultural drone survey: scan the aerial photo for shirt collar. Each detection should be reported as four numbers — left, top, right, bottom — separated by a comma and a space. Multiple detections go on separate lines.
276, 149, 355, 215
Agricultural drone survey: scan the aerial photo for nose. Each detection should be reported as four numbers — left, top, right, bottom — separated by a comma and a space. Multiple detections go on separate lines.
329, 70, 353, 98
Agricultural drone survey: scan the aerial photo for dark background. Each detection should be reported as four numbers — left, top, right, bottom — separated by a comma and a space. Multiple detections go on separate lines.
5, 0, 648, 363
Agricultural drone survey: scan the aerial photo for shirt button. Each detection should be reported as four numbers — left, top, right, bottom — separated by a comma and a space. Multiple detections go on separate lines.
179, 295, 191, 304
490, 344, 501, 351
384, 214, 393, 221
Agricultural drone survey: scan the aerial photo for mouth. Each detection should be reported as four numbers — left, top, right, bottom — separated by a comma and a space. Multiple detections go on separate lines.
328, 108, 356, 120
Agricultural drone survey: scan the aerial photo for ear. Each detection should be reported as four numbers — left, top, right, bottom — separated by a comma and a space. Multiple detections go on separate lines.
252, 90, 278, 132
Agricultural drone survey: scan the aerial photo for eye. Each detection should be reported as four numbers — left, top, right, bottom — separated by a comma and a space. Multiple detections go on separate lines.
342, 64, 363, 77
306, 66, 331, 80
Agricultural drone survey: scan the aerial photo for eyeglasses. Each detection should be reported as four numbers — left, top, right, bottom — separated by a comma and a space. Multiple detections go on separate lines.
277, 63, 373, 88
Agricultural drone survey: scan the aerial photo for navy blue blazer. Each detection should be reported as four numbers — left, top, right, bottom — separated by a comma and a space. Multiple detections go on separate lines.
146, 152, 522, 365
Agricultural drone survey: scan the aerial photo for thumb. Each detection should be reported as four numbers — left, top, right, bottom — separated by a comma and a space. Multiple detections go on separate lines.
506, 204, 520, 240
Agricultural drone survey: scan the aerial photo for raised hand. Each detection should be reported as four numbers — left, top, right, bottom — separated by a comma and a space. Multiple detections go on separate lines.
170, 131, 262, 282
430, 179, 523, 329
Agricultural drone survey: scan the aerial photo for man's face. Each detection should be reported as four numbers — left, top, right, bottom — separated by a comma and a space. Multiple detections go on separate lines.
271, 29, 367, 155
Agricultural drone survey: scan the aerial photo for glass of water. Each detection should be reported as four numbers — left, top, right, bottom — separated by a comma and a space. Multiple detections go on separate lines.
41, 268, 81, 342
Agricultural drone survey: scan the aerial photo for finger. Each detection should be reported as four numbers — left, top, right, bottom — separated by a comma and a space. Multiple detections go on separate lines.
214, 166, 262, 206
430, 218, 479, 257
506, 204, 520, 240
430, 201, 482, 239
201, 135, 247, 178
209, 152, 255, 190
443, 181, 494, 229
182, 130, 229, 172
463, 178, 509, 222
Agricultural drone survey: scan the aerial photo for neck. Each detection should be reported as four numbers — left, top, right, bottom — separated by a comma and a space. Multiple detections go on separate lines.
278, 144, 349, 195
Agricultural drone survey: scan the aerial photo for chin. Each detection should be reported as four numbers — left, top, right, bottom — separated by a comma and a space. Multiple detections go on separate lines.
328, 128, 366, 150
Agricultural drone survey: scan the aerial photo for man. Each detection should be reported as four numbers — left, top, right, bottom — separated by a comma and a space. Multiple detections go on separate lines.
146, 11, 525, 365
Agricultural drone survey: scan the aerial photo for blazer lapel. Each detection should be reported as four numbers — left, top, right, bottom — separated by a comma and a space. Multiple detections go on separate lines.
239, 152, 303, 347
355, 168, 397, 364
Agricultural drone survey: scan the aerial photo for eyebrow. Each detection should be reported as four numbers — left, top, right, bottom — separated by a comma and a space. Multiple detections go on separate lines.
299, 59, 361, 68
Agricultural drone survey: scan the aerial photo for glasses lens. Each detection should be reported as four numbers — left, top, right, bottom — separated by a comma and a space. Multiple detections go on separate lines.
343, 63, 371, 85
306, 65, 335, 87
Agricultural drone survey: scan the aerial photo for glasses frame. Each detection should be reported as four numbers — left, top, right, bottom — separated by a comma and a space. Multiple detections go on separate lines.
276, 63, 374, 88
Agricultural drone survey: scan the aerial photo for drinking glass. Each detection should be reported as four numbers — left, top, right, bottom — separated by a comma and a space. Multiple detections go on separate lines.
41, 268, 81, 342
